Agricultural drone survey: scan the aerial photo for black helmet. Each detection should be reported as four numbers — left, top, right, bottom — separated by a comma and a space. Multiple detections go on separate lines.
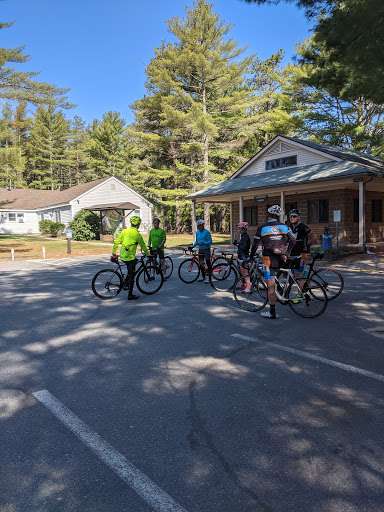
153, 217, 160, 223
289, 209, 301, 216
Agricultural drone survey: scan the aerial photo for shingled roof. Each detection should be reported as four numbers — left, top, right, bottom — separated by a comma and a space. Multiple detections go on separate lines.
0, 178, 109, 210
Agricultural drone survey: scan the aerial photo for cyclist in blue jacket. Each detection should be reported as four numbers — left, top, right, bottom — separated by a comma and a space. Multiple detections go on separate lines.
190, 219, 212, 284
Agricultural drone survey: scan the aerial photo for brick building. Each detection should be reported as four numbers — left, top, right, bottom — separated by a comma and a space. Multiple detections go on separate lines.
186, 136, 384, 247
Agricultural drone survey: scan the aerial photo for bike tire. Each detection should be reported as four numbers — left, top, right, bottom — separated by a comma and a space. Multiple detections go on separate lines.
163, 256, 173, 280
92, 269, 123, 299
288, 278, 328, 318
136, 265, 164, 295
178, 258, 200, 283
233, 275, 268, 312
312, 268, 344, 300
210, 262, 238, 292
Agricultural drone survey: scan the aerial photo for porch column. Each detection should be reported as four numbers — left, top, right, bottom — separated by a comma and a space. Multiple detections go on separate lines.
359, 181, 366, 247
280, 190, 285, 223
191, 200, 196, 239
230, 202, 233, 242
239, 196, 243, 222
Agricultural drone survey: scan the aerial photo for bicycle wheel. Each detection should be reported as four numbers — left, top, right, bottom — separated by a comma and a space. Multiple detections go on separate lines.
233, 276, 268, 312
178, 258, 200, 283
210, 263, 238, 292
312, 268, 344, 300
163, 256, 173, 280
92, 269, 122, 299
136, 265, 164, 295
288, 278, 328, 318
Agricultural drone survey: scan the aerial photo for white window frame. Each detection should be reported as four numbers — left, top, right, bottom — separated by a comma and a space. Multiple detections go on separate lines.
17, 213, 24, 223
8, 213, 16, 222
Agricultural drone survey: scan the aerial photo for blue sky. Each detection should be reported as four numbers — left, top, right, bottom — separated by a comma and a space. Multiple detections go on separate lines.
4, 0, 312, 125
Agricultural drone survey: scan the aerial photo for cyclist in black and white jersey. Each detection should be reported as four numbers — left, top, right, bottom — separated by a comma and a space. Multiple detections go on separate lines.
287, 209, 318, 284
249, 205, 296, 319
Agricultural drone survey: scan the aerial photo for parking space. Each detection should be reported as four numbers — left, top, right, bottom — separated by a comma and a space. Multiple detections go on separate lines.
0, 255, 383, 511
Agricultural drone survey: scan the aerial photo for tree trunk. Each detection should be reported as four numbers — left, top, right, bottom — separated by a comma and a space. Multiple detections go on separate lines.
175, 196, 180, 234
202, 85, 210, 230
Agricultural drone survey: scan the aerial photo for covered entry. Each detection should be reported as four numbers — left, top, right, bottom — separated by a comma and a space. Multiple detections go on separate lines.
84, 202, 139, 241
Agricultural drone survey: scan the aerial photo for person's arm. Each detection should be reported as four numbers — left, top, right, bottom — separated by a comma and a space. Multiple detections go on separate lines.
159, 229, 166, 249
249, 228, 261, 259
112, 232, 123, 256
137, 233, 150, 256
307, 231, 318, 248
286, 231, 296, 257
148, 230, 153, 248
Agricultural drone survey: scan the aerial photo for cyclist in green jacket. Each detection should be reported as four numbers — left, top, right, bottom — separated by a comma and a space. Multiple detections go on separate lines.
148, 217, 166, 275
111, 216, 150, 300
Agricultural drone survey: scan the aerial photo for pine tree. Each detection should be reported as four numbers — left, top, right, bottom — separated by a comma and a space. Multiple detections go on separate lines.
88, 111, 128, 179
0, 21, 74, 108
0, 102, 26, 188
131, 0, 256, 230
26, 106, 71, 189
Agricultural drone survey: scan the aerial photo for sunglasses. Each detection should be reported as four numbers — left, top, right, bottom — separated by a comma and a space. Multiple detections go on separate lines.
290, 214, 299, 218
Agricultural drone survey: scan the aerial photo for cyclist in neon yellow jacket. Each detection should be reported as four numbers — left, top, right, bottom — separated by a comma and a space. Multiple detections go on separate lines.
111, 216, 150, 300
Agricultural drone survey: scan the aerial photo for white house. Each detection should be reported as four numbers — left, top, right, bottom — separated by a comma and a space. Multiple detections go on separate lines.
0, 177, 153, 236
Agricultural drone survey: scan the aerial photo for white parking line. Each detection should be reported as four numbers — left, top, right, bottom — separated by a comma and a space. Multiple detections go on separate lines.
33, 390, 187, 512
231, 333, 384, 382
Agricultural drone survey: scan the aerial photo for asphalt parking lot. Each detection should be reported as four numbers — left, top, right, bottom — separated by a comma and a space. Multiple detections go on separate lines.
0, 253, 383, 512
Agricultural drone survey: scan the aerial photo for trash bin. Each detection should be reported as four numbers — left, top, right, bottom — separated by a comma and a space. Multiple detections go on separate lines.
322, 228, 332, 251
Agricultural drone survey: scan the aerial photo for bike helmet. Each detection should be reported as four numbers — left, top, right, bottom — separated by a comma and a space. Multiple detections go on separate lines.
196, 219, 205, 226
289, 209, 301, 216
236, 221, 249, 229
130, 216, 141, 226
267, 205, 282, 217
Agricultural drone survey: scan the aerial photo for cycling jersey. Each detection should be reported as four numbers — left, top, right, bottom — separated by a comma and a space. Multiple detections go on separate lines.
148, 227, 166, 250
289, 221, 312, 256
250, 219, 296, 260
112, 227, 150, 261
235, 232, 250, 260
191, 228, 212, 250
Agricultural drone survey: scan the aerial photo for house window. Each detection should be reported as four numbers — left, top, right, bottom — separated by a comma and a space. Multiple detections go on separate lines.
55, 211, 61, 223
308, 200, 329, 223
17, 213, 24, 223
265, 155, 297, 170
244, 206, 258, 226
8, 213, 16, 222
372, 199, 382, 222
353, 198, 359, 223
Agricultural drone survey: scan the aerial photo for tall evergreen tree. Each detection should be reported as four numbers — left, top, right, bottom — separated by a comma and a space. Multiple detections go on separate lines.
26, 106, 71, 189
0, 21, 74, 108
88, 111, 128, 179
131, 0, 256, 229
0, 102, 25, 187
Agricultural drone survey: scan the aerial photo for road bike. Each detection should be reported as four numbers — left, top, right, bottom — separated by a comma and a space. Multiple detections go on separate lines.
304, 252, 344, 300
233, 257, 328, 318
147, 247, 174, 280
178, 247, 227, 283
92, 255, 164, 299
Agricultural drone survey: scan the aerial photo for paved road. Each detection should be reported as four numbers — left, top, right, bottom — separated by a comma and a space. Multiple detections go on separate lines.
0, 254, 383, 512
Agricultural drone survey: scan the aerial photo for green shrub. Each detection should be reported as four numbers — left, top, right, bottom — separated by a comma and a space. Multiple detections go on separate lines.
50, 222, 65, 237
68, 209, 100, 241
39, 219, 54, 235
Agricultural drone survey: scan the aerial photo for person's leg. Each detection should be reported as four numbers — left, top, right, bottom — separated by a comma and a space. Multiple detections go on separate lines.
126, 259, 138, 299
157, 248, 166, 274
198, 251, 206, 280
204, 249, 211, 283
260, 259, 276, 318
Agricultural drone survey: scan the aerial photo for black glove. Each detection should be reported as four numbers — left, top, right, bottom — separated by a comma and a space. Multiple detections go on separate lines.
233, 240, 237, 245
110, 255, 118, 263
150, 249, 156, 256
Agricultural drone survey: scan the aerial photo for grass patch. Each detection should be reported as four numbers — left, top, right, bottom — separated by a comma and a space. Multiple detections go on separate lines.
0, 233, 231, 261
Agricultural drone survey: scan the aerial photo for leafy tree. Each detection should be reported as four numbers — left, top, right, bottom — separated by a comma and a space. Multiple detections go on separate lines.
88, 111, 128, 180
242, 0, 384, 103
0, 21, 73, 108
26, 106, 71, 189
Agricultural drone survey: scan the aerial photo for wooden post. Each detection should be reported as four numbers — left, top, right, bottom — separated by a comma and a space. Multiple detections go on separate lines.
280, 190, 285, 223
359, 181, 365, 248
239, 196, 243, 222
67, 238, 71, 255
191, 200, 196, 238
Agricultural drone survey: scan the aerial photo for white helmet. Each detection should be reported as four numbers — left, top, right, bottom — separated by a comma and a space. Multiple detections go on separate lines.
196, 219, 205, 226
267, 205, 282, 217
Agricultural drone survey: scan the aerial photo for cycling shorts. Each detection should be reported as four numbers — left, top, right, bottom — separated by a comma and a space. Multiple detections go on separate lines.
262, 255, 285, 280
154, 247, 165, 260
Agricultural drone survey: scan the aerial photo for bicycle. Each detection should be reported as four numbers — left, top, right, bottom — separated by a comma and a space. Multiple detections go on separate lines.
304, 252, 344, 300
233, 257, 328, 318
178, 247, 227, 283
210, 251, 263, 292
92, 255, 164, 299
148, 247, 173, 280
